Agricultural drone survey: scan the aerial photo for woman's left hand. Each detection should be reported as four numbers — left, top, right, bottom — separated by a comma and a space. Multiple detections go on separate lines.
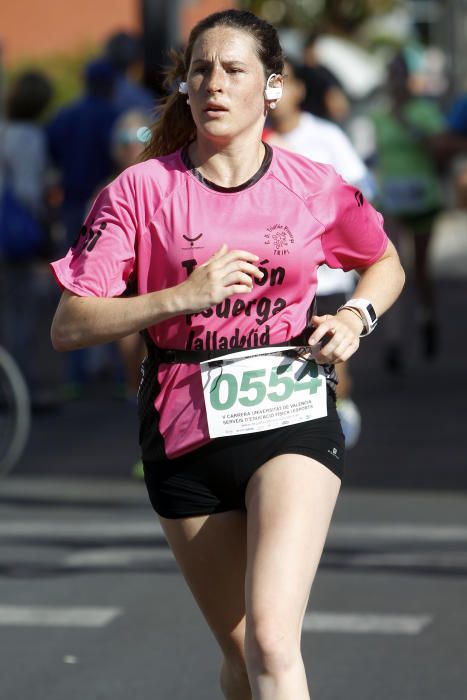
307, 310, 364, 364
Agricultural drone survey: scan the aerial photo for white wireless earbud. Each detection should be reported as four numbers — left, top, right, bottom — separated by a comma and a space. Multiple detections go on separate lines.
178, 81, 188, 94
264, 73, 283, 101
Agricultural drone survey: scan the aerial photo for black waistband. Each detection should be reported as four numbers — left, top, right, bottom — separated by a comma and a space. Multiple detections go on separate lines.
142, 329, 312, 364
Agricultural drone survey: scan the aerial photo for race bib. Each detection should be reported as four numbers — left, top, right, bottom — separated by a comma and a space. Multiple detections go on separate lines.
200, 347, 327, 439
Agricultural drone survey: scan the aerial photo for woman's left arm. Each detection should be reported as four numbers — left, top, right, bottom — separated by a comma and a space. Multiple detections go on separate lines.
308, 239, 405, 364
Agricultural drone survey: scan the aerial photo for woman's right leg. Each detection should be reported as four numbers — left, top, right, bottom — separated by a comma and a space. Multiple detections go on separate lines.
159, 510, 251, 700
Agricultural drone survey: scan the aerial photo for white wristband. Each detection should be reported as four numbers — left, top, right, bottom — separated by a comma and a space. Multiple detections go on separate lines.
337, 298, 378, 337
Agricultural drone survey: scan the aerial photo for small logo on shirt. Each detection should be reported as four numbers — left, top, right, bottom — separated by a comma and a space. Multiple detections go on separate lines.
264, 224, 294, 255
355, 191, 364, 207
182, 233, 205, 250
72, 221, 106, 255
327, 447, 340, 460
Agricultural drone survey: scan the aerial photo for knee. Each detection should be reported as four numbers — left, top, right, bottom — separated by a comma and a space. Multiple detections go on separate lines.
245, 619, 300, 677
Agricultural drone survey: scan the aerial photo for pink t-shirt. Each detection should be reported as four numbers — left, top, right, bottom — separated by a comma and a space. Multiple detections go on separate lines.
51, 144, 388, 459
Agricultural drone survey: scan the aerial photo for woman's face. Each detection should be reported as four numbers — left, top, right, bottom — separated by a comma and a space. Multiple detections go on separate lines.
187, 26, 269, 143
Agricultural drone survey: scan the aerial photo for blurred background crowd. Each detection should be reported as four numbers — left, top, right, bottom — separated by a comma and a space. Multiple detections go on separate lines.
0, 0, 466, 447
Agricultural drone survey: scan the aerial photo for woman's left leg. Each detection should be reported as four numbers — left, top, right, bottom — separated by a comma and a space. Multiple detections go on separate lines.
243, 454, 341, 700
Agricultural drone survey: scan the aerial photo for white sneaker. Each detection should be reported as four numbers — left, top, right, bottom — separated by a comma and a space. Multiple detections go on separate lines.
336, 398, 361, 449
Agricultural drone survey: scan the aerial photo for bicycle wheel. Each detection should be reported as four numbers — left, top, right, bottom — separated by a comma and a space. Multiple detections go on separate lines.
0, 346, 31, 476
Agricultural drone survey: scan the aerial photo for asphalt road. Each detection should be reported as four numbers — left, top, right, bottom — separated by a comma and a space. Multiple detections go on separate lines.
1, 480, 466, 700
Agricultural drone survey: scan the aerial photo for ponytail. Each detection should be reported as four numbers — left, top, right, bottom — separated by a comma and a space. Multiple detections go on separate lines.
142, 50, 196, 159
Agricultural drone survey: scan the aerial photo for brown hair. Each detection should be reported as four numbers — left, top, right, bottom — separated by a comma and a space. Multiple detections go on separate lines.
143, 9, 284, 159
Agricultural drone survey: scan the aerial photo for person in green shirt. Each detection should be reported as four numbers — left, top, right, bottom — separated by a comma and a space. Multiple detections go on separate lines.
371, 51, 444, 368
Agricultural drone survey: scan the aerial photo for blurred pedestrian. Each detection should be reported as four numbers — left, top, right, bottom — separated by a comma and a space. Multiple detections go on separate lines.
265, 59, 377, 448
301, 32, 350, 124
371, 51, 444, 368
105, 31, 157, 117
110, 109, 152, 477
46, 58, 120, 252
47, 58, 120, 395
266, 60, 370, 188
111, 110, 150, 405
445, 92, 467, 209
50, 10, 404, 699
430, 91, 467, 209
445, 93, 467, 138
0, 70, 60, 407
307, 1, 384, 103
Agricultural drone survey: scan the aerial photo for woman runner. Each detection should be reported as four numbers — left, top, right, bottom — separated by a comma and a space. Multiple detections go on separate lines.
50, 10, 405, 700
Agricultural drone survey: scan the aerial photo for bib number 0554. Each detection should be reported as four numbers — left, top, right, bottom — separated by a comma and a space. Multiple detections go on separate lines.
200, 347, 327, 439
210, 363, 321, 411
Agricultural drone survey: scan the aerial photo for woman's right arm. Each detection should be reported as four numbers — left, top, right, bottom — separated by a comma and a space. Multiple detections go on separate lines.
51, 245, 263, 351
51, 287, 187, 351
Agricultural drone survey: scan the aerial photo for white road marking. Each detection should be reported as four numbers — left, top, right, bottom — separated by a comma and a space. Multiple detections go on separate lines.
3, 520, 467, 543
64, 547, 174, 567
0, 521, 164, 539
303, 612, 432, 635
330, 551, 467, 569
330, 523, 467, 543
63, 656, 78, 664
0, 605, 121, 627
62, 547, 467, 571
0, 605, 432, 635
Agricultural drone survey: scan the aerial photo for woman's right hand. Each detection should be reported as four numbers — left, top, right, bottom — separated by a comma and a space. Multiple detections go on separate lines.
51, 245, 263, 351
176, 244, 264, 313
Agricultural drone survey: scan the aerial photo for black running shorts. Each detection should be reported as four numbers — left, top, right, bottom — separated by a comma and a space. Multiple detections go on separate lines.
143, 388, 345, 519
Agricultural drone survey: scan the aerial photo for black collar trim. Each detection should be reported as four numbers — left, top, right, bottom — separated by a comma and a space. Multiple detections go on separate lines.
181, 142, 272, 193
